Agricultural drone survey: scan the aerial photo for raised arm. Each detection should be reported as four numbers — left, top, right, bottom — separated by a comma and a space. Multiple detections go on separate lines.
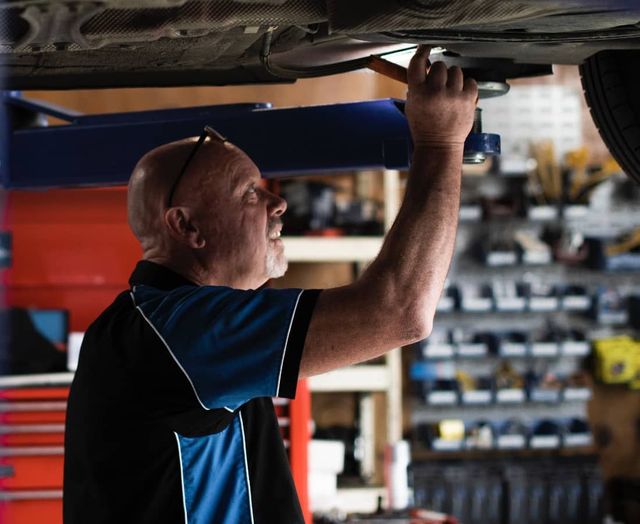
299, 46, 478, 378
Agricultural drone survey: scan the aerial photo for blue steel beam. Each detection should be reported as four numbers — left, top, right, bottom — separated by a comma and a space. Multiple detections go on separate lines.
3, 96, 414, 189
1, 94, 498, 189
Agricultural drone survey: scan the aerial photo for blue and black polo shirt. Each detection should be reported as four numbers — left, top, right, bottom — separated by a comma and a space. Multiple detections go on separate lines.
63, 260, 320, 524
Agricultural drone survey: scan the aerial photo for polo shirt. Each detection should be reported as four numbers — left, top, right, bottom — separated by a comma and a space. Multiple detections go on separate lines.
63, 260, 320, 524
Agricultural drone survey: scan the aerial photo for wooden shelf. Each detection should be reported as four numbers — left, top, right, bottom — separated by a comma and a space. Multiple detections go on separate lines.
282, 236, 383, 262
309, 365, 390, 392
412, 446, 596, 461
334, 486, 386, 514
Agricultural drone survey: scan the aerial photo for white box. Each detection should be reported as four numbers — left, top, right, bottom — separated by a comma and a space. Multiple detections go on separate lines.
309, 440, 345, 474
309, 471, 338, 511
436, 295, 455, 312
561, 296, 591, 311
529, 296, 559, 311
530, 342, 559, 357
462, 390, 492, 405
459, 205, 482, 222
496, 389, 525, 403
497, 434, 526, 449
530, 435, 560, 449
561, 341, 590, 356
564, 433, 592, 447
457, 343, 488, 358
461, 297, 493, 312
495, 297, 526, 312
67, 332, 85, 371
432, 438, 463, 451
530, 388, 561, 403
528, 206, 558, 221
486, 251, 517, 267
427, 391, 458, 405
563, 387, 592, 402
423, 344, 455, 359
500, 343, 528, 357
564, 205, 589, 220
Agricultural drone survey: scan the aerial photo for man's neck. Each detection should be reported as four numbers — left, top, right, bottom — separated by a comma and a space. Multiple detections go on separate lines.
142, 253, 264, 290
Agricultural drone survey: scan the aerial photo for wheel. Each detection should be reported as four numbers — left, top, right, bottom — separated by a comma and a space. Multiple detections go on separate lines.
580, 50, 640, 184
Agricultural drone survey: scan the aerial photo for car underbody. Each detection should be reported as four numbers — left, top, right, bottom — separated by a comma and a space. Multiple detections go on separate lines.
2, 0, 640, 89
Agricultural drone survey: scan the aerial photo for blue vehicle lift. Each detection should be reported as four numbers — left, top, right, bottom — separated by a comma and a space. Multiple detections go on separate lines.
0, 92, 499, 189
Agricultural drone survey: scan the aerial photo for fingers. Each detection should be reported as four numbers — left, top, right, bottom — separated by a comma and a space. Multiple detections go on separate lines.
408, 45, 478, 104
407, 45, 431, 86
463, 76, 479, 102
426, 61, 448, 89
446, 65, 463, 91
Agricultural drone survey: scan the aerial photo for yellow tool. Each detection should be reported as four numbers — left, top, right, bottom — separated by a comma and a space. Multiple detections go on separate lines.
531, 140, 561, 203
566, 153, 620, 202
605, 227, 640, 257
565, 147, 589, 201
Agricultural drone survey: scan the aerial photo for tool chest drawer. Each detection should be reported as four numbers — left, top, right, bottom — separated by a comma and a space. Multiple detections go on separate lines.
0, 386, 68, 524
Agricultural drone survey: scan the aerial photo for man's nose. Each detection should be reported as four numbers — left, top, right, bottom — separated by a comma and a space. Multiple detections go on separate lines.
268, 192, 287, 216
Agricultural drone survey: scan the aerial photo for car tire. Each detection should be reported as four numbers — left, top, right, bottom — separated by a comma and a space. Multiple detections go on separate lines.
580, 51, 640, 184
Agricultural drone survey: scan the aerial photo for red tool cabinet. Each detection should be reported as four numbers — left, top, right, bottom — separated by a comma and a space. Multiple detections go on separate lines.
0, 386, 67, 524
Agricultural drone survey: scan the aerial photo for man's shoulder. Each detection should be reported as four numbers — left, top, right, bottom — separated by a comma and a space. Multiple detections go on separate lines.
84, 289, 138, 335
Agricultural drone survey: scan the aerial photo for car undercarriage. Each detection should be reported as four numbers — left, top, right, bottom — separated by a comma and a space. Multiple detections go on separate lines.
2, 0, 640, 89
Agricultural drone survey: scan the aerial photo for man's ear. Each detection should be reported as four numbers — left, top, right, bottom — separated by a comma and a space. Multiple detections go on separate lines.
164, 207, 206, 248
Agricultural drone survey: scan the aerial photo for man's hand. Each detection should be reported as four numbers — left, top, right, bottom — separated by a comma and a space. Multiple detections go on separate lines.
405, 45, 478, 150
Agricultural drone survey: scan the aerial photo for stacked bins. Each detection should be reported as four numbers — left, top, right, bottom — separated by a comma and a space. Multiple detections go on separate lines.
411, 462, 503, 524
411, 456, 602, 524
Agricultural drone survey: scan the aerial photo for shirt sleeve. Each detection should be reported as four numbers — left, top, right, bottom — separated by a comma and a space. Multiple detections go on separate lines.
131, 284, 320, 411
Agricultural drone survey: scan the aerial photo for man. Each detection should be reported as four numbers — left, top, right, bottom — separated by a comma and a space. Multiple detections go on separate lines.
63, 46, 477, 524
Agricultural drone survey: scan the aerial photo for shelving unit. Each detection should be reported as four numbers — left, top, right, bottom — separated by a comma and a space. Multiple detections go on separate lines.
409, 170, 640, 461
285, 170, 403, 513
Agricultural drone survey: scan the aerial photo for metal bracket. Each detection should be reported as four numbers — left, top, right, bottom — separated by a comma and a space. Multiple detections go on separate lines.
1, 93, 499, 189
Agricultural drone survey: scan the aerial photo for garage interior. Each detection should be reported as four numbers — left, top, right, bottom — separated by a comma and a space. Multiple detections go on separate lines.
1, 54, 640, 524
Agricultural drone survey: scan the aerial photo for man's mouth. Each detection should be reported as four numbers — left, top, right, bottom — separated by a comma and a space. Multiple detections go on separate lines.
268, 219, 283, 240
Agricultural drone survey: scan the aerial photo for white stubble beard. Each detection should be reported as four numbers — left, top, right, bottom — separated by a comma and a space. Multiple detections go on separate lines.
265, 242, 288, 279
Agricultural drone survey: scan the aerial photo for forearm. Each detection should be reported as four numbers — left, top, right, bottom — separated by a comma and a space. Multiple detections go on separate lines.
299, 46, 476, 377
362, 145, 463, 331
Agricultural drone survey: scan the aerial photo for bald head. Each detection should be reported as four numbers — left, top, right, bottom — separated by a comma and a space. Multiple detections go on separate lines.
127, 134, 287, 288
127, 136, 249, 251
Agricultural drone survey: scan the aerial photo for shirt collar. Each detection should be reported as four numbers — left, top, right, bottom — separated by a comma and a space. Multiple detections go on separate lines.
129, 260, 197, 291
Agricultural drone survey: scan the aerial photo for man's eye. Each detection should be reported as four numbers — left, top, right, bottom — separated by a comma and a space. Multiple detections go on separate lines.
247, 185, 257, 194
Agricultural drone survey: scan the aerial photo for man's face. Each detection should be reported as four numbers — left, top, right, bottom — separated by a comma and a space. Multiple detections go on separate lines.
195, 147, 288, 289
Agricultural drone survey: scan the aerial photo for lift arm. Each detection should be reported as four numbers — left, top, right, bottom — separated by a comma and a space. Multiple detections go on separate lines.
1, 92, 498, 189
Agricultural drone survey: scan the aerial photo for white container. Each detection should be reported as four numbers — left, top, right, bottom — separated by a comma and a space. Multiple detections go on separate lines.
497, 434, 526, 449
309, 440, 345, 474
457, 343, 488, 358
427, 391, 458, 405
500, 343, 528, 357
496, 388, 525, 403
530, 342, 559, 357
309, 471, 338, 512
423, 344, 455, 360
530, 435, 561, 449
462, 390, 492, 405
386, 440, 411, 510
67, 332, 85, 371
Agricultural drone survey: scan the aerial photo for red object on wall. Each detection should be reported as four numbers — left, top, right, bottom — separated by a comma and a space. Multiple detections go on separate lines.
4, 188, 141, 331
289, 379, 312, 524
2, 187, 312, 522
